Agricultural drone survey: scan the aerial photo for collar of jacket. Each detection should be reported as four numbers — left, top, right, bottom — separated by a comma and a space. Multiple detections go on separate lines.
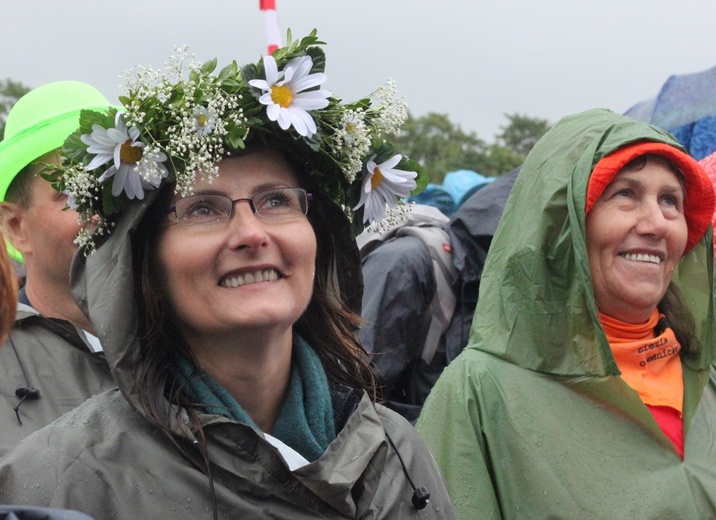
179, 392, 386, 518
14, 307, 100, 355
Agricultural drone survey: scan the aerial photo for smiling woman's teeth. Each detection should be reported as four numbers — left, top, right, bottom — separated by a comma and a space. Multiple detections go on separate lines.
221, 269, 279, 288
620, 253, 661, 264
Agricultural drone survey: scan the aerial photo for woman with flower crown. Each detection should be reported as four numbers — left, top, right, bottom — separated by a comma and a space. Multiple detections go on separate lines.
0, 32, 454, 519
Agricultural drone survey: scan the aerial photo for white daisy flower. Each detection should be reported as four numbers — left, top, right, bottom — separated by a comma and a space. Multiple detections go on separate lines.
80, 113, 166, 200
192, 105, 216, 136
248, 55, 330, 137
353, 154, 417, 223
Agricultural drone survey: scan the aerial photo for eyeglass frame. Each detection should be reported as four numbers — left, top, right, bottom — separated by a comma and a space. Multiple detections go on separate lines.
165, 188, 313, 226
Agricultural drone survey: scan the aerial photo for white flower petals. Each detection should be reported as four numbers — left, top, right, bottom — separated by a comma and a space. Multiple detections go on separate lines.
249, 55, 330, 138
192, 106, 217, 137
84, 112, 167, 200
353, 154, 417, 224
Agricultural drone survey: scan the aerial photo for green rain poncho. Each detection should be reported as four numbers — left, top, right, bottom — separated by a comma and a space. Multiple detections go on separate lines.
417, 109, 716, 519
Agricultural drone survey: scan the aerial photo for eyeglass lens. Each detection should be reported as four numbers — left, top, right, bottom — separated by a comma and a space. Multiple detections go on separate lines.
171, 188, 309, 225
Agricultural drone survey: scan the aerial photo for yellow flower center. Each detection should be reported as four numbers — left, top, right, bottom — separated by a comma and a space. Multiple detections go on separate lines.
345, 122, 356, 133
371, 167, 384, 189
270, 84, 294, 108
119, 140, 143, 164
196, 114, 209, 127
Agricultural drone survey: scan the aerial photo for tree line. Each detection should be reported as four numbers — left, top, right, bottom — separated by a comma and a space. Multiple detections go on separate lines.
0, 79, 30, 139
393, 112, 551, 183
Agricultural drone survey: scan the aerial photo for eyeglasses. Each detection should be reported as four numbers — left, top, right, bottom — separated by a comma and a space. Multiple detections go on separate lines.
167, 188, 312, 226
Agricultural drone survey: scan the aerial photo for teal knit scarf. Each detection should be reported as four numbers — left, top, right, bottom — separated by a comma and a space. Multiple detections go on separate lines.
172, 335, 335, 462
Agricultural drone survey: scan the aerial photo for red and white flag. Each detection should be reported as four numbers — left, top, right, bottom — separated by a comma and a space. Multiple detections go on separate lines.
260, 0, 281, 55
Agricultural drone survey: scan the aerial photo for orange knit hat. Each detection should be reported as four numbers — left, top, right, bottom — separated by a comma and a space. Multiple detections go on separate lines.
586, 142, 715, 253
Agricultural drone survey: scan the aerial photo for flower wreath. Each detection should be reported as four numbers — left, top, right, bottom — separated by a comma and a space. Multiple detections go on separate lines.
47, 30, 427, 252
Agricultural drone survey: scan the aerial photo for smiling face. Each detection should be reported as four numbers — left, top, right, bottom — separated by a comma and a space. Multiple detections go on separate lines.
586, 157, 689, 323
155, 150, 317, 344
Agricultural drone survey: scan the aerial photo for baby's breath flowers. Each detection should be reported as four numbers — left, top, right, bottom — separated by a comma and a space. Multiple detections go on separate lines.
373, 79, 408, 136
49, 30, 426, 252
136, 145, 169, 192
332, 108, 371, 184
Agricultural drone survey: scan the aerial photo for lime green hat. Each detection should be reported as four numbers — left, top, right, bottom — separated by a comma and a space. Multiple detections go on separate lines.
0, 81, 111, 261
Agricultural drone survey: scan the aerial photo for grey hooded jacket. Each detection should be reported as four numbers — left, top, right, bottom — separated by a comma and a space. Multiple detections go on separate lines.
0, 303, 114, 457
0, 192, 455, 520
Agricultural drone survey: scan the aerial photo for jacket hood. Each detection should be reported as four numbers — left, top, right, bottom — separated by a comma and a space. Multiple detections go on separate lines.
445, 167, 518, 289
69, 187, 363, 422
468, 108, 715, 379
70, 190, 157, 414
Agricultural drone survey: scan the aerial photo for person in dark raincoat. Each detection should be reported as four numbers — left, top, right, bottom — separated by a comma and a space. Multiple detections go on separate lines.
418, 108, 716, 519
360, 169, 517, 422
0, 34, 454, 520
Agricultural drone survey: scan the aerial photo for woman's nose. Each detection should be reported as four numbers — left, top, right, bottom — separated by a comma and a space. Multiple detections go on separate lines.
225, 201, 269, 249
635, 200, 669, 238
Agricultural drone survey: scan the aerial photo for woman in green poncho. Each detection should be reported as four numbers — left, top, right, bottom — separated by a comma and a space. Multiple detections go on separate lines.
417, 108, 716, 519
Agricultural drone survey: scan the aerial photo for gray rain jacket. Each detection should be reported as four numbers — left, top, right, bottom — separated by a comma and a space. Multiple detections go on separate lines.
0, 304, 113, 457
0, 192, 454, 520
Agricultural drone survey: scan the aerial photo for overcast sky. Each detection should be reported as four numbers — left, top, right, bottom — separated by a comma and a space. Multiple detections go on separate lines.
3, 1, 716, 141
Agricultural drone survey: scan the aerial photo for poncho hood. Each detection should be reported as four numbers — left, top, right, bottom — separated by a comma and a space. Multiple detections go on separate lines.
70, 190, 159, 418
469, 108, 715, 383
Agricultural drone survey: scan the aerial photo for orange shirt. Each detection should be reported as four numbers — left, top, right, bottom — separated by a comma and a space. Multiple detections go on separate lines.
599, 311, 684, 457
